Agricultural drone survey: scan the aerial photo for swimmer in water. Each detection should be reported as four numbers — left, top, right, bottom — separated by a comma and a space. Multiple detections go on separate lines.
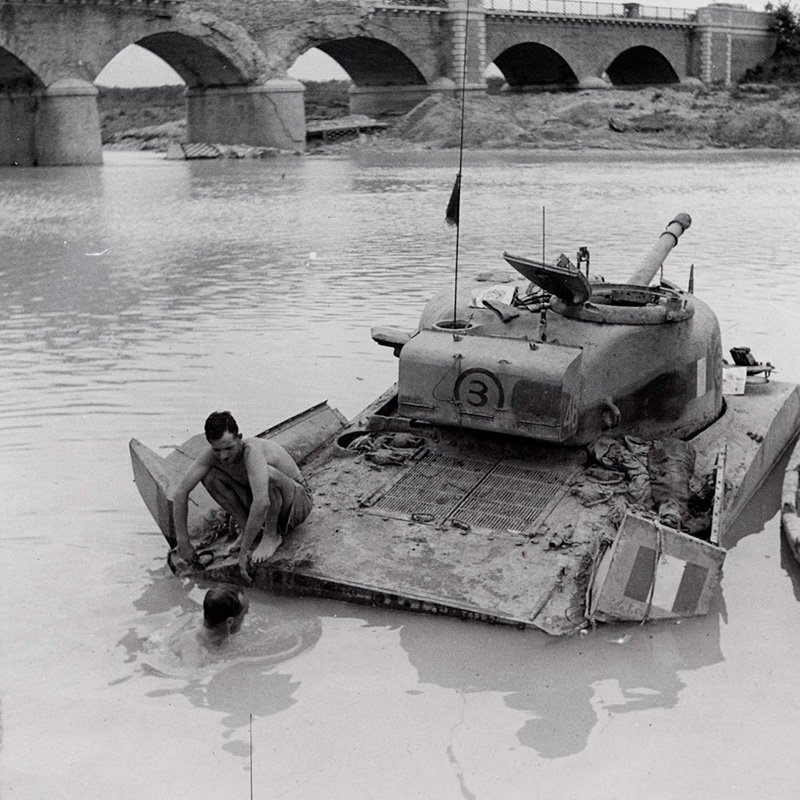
197, 586, 250, 647
142, 588, 321, 673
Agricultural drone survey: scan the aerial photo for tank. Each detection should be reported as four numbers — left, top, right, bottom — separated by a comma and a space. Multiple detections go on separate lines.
390, 214, 723, 446
130, 213, 800, 636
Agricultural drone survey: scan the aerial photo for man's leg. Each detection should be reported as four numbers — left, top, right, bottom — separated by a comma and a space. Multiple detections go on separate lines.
202, 467, 251, 542
250, 467, 299, 564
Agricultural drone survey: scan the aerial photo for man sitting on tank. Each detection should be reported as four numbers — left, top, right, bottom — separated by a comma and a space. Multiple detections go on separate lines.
173, 410, 313, 583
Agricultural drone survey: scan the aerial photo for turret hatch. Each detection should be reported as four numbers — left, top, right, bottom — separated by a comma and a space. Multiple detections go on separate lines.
503, 252, 591, 306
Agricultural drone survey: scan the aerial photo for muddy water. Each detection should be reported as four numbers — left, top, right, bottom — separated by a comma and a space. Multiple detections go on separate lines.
3, 149, 800, 799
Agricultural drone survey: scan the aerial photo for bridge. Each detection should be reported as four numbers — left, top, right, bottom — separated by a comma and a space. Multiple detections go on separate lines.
0, 0, 776, 165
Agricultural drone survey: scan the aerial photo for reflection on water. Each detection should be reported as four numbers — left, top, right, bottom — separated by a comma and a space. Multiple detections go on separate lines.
149, 602, 318, 722
115, 571, 323, 760
4, 149, 800, 798
353, 573, 726, 759
121, 578, 321, 676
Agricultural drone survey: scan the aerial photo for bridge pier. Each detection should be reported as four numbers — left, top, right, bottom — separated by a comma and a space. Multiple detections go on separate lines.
0, 92, 37, 167
186, 79, 306, 151
448, 0, 487, 88
4, 79, 104, 167
578, 76, 611, 90
35, 79, 103, 166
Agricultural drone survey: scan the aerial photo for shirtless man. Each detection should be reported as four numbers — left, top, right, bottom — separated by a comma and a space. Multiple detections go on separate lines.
162, 587, 250, 667
173, 410, 313, 583
199, 586, 250, 646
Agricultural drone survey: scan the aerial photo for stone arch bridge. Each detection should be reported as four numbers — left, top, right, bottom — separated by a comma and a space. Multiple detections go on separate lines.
0, 0, 775, 165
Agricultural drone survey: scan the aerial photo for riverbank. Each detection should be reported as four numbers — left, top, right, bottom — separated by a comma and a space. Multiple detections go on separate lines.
388, 84, 800, 150
101, 84, 800, 154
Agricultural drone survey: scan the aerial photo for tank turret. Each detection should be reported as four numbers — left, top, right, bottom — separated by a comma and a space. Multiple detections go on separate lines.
374, 214, 723, 446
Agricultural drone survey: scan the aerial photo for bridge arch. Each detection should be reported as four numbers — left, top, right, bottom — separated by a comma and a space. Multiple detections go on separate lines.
105, 13, 304, 151
134, 32, 248, 89
492, 42, 579, 89
0, 43, 104, 167
0, 46, 44, 92
0, 46, 44, 166
0, 8, 267, 89
486, 18, 691, 89
99, 12, 267, 88
315, 37, 426, 87
292, 34, 433, 116
276, 4, 442, 86
605, 46, 680, 86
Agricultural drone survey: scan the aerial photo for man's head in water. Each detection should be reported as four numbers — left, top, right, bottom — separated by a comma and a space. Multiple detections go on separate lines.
204, 411, 243, 466
202, 586, 249, 639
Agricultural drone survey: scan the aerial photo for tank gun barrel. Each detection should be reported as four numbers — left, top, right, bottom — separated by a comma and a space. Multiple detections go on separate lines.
627, 213, 692, 286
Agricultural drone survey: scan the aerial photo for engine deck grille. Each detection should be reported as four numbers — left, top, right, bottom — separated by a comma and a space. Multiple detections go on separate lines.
369, 452, 574, 533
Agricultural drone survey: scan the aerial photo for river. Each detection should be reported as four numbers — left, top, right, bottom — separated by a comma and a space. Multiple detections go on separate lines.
3, 148, 800, 799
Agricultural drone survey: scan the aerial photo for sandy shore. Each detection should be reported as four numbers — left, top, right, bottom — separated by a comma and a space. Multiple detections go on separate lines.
374, 84, 800, 151
104, 85, 800, 155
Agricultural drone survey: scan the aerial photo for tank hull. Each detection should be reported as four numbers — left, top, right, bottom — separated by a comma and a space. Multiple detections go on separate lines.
130, 380, 800, 635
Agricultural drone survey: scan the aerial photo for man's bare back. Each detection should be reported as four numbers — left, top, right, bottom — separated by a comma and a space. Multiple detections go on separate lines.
206, 437, 305, 490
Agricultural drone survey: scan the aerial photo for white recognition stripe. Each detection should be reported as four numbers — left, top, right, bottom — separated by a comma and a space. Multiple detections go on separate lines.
650, 553, 688, 611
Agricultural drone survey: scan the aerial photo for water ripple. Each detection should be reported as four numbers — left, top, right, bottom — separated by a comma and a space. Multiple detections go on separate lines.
3, 151, 800, 444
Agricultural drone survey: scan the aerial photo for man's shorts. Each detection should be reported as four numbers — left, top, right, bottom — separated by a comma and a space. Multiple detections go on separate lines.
277, 480, 313, 535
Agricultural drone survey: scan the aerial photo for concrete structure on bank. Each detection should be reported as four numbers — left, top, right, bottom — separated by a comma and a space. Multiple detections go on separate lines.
0, 0, 777, 165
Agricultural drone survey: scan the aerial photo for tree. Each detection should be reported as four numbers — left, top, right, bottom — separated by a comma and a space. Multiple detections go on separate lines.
770, 2, 800, 55
744, 2, 800, 82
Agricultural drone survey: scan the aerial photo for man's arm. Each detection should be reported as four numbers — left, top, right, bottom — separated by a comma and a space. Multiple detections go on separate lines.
237, 444, 272, 582
172, 456, 211, 562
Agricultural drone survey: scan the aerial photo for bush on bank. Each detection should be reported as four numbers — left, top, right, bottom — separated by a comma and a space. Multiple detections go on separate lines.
745, 1, 800, 83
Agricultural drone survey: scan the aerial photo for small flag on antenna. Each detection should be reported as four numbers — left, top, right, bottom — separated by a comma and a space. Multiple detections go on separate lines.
445, 173, 461, 227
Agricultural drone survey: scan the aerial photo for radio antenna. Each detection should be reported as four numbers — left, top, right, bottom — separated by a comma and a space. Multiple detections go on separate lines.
542, 206, 546, 264
249, 714, 254, 800
444, 0, 471, 325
